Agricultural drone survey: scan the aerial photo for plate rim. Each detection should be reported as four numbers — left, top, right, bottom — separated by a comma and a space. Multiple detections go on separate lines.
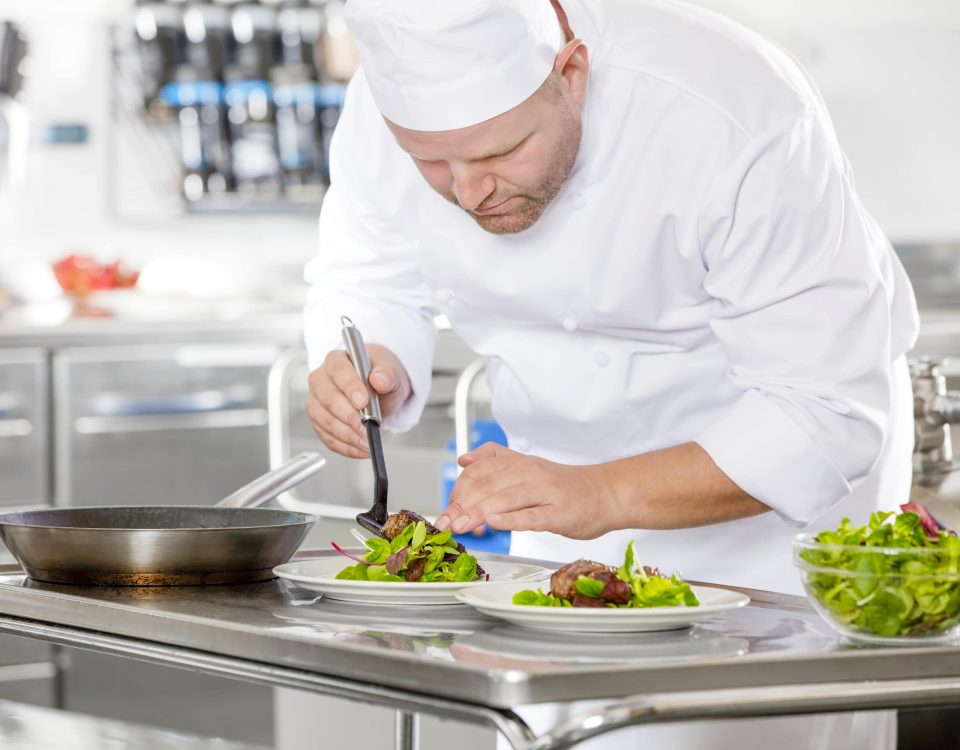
454, 582, 750, 616
272, 557, 552, 591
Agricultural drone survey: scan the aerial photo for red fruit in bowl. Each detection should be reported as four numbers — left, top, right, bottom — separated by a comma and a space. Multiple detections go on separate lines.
52, 254, 139, 295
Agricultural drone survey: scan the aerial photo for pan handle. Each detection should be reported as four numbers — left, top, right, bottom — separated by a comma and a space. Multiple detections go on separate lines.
215, 451, 326, 509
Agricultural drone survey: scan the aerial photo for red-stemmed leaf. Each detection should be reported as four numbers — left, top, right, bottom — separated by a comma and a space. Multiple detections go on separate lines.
386, 547, 409, 576
330, 541, 371, 564
900, 502, 951, 539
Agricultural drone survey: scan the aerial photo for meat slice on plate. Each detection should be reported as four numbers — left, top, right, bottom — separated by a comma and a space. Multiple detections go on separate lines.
549, 559, 617, 601
381, 509, 435, 541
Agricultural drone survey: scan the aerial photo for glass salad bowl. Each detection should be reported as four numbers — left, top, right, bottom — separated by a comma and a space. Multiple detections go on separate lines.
793, 532, 960, 646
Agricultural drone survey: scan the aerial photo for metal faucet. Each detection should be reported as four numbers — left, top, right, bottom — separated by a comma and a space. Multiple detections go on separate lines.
911, 357, 960, 476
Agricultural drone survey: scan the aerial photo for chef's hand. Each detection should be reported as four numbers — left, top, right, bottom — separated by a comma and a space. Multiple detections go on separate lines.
435, 443, 615, 539
306, 344, 411, 459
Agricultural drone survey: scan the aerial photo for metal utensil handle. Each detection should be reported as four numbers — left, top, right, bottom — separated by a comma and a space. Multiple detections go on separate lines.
215, 451, 326, 509
341, 316, 382, 425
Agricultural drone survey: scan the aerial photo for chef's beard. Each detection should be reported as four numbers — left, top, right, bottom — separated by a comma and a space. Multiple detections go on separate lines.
444, 107, 583, 235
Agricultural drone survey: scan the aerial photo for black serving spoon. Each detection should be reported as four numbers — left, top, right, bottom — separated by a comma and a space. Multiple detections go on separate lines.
341, 316, 389, 535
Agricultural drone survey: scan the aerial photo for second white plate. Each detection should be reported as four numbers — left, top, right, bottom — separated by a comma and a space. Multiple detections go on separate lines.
455, 581, 750, 632
274, 557, 552, 606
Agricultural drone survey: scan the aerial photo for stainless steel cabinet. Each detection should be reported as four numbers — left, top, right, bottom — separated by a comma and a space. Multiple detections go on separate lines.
0, 351, 57, 707
53, 343, 281, 507
0, 348, 49, 508
0, 635, 58, 708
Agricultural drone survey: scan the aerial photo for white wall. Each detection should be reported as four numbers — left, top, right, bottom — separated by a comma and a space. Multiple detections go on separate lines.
1, 0, 959, 271
688, 0, 960, 244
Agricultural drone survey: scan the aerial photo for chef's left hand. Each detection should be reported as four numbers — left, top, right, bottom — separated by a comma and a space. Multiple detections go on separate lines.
434, 443, 615, 540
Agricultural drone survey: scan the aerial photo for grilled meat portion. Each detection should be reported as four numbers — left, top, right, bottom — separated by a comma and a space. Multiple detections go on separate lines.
572, 594, 608, 608
378, 508, 485, 578
551, 559, 635, 605
550, 559, 617, 601
595, 571, 632, 605
381, 509, 436, 540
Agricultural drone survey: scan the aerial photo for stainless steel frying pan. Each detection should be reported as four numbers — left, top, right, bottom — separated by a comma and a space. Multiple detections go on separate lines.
0, 452, 326, 586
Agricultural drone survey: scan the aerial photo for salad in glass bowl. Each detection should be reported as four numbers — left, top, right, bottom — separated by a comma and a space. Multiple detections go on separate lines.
793, 503, 960, 645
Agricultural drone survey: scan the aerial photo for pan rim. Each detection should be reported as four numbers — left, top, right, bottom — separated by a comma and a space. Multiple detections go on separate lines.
0, 505, 317, 532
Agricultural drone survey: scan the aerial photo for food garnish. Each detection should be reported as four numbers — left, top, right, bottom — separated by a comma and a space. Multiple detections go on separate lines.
334, 509, 483, 583
512, 541, 699, 609
798, 504, 960, 637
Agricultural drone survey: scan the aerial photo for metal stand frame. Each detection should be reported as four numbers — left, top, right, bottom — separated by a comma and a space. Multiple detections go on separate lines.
0, 616, 534, 750
6, 615, 960, 750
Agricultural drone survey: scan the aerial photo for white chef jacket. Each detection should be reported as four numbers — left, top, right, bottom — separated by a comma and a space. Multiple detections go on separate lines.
304, 0, 920, 596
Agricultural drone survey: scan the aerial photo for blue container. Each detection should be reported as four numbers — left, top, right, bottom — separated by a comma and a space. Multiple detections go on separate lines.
440, 420, 511, 554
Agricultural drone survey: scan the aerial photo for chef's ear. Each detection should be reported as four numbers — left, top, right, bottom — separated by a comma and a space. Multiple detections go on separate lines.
554, 39, 589, 106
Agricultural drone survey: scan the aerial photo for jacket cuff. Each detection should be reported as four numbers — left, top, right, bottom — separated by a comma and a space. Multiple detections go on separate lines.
694, 389, 852, 526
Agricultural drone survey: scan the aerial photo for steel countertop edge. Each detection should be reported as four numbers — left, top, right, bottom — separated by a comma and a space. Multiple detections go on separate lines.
1, 553, 960, 709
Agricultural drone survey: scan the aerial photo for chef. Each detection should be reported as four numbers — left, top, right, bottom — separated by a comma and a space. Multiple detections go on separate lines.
303, 0, 917, 747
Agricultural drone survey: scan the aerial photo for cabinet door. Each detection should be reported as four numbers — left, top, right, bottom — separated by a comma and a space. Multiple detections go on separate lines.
54, 343, 280, 507
0, 348, 50, 507
0, 634, 57, 708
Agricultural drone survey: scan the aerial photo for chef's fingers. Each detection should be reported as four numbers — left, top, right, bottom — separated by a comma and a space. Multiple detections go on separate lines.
320, 431, 370, 460
369, 363, 412, 418
369, 365, 399, 395
307, 362, 367, 442
322, 389, 368, 444
308, 354, 364, 416
306, 398, 370, 458
437, 458, 515, 529
453, 489, 541, 534
484, 506, 550, 533
457, 441, 511, 467
443, 474, 534, 533
324, 349, 369, 410
308, 407, 369, 458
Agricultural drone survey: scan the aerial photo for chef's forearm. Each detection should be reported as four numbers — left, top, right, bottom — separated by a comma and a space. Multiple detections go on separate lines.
602, 442, 771, 530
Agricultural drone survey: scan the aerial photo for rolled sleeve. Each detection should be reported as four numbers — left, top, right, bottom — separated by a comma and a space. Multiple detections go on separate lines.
695, 110, 911, 523
696, 389, 851, 525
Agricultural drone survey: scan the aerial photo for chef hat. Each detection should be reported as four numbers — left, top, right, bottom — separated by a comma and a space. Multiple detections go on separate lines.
344, 0, 564, 131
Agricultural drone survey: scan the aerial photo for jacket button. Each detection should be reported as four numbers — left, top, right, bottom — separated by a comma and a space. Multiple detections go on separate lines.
595, 351, 610, 367
569, 192, 585, 211
561, 312, 578, 332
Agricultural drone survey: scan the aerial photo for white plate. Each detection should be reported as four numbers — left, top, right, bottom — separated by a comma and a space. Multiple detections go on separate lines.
455, 581, 750, 632
273, 557, 552, 606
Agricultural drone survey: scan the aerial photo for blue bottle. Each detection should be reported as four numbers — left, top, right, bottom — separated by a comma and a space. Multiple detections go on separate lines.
440, 419, 511, 554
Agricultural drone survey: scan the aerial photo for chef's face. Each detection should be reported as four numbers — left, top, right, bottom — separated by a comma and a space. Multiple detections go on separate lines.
385, 46, 589, 235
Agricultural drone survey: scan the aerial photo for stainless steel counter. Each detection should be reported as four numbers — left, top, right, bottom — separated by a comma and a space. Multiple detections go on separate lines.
0, 697, 268, 749
2, 551, 960, 749
0, 306, 304, 348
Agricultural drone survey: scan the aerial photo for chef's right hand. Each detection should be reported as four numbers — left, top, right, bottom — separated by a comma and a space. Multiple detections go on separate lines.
306, 344, 411, 459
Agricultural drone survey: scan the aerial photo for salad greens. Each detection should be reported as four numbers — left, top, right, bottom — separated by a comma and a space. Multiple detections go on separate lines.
512, 541, 700, 609
335, 520, 481, 583
798, 506, 960, 638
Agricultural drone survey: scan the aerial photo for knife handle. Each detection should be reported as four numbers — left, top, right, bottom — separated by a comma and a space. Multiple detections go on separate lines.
340, 316, 382, 425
